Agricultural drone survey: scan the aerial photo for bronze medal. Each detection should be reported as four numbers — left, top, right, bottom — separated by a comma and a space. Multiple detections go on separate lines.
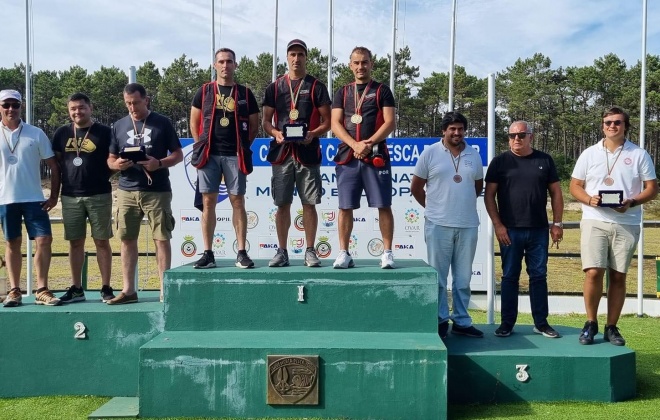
220, 117, 230, 127
453, 174, 462, 183
604, 176, 614, 186
289, 109, 299, 121
351, 114, 363, 124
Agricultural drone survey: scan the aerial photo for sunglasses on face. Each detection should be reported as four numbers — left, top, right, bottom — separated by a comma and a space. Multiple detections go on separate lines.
603, 120, 623, 127
1, 102, 21, 110
508, 132, 530, 140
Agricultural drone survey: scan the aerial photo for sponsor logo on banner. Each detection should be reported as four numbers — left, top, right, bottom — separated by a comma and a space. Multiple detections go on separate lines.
213, 233, 227, 257
180, 209, 201, 231
320, 210, 336, 229
348, 234, 359, 257
233, 239, 250, 254
289, 237, 306, 255
315, 236, 332, 258
258, 237, 279, 258
404, 208, 421, 232
247, 211, 259, 229
471, 263, 484, 286
352, 210, 368, 232
367, 238, 384, 256
183, 148, 229, 204
268, 207, 278, 232
181, 235, 197, 257
215, 210, 232, 231
394, 238, 416, 253
294, 209, 305, 231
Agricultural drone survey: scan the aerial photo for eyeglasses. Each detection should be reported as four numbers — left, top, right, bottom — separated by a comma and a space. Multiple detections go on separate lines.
0, 103, 21, 110
508, 132, 530, 139
603, 120, 623, 127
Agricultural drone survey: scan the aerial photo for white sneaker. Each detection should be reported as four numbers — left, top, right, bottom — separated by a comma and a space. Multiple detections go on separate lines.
333, 250, 354, 269
381, 251, 395, 269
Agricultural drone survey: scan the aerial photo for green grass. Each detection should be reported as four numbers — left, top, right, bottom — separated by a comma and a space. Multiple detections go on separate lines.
0, 311, 658, 419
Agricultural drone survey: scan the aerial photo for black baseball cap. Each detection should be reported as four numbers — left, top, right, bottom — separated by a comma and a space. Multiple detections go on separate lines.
287, 39, 308, 54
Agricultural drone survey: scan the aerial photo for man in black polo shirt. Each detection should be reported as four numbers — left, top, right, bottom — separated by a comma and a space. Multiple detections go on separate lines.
331, 46, 396, 269
190, 47, 260, 269
262, 39, 332, 268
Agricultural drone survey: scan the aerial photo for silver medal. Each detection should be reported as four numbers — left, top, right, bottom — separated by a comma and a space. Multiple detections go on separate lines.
73, 157, 83, 167
7, 155, 18, 165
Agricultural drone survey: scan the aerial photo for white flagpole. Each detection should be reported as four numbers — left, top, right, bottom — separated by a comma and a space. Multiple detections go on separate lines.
211, 0, 216, 81
327, 0, 334, 138
448, 0, 457, 111
487, 73, 496, 324
390, 0, 397, 137
272, 0, 279, 82
637, 0, 647, 317
25, 0, 34, 296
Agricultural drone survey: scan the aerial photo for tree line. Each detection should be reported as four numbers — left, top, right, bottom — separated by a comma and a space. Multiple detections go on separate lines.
2, 47, 659, 179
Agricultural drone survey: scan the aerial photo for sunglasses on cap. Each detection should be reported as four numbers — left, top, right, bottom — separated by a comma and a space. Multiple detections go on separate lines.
1, 102, 21, 110
603, 120, 623, 127
507, 132, 530, 140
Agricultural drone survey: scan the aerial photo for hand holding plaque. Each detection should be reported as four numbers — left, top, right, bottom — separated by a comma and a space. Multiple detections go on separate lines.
598, 190, 623, 207
120, 145, 148, 163
282, 123, 308, 142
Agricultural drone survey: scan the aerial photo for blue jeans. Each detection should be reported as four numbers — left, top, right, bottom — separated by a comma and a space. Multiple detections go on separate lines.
499, 227, 549, 328
425, 220, 478, 328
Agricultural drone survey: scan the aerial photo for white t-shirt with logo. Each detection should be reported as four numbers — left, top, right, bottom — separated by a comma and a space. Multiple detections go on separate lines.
0, 121, 53, 205
571, 139, 656, 225
413, 141, 483, 228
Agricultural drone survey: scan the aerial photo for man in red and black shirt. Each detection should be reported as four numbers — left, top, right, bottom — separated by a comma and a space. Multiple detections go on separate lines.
331, 46, 396, 269
262, 39, 332, 268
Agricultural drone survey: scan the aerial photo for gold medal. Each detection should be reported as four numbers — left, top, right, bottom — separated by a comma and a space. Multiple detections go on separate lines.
220, 117, 230, 127
351, 114, 363, 124
289, 109, 299, 120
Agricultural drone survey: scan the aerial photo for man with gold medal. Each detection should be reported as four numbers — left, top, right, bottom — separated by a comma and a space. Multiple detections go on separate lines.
190, 48, 260, 270
262, 39, 332, 268
330, 47, 396, 270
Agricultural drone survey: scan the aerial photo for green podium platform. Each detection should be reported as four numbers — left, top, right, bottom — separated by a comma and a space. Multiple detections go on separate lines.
139, 260, 447, 419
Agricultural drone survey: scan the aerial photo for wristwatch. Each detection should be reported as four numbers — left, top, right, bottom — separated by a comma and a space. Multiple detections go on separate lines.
158, 159, 163, 168
553, 222, 563, 228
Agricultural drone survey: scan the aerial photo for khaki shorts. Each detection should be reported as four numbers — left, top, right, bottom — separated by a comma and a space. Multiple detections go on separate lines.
271, 155, 321, 206
580, 219, 640, 273
61, 194, 113, 241
116, 190, 175, 241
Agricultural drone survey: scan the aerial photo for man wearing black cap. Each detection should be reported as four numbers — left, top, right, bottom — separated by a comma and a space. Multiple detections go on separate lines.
0, 89, 62, 307
262, 39, 332, 268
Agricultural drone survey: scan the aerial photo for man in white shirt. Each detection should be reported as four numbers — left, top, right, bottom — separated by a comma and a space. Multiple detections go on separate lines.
570, 106, 658, 346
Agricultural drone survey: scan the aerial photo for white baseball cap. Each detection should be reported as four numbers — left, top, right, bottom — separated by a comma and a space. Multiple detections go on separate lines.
0, 90, 22, 102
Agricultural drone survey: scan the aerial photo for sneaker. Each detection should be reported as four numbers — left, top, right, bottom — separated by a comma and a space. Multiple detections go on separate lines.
100, 285, 115, 303
333, 250, 354, 269
304, 247, 321, 267
451, 324, 484, 338
269, 248, 290, 267
494, 324, 513, 337
381, 251, 395, 269
60, 285, 86, 303
35, 288, 62, 306
438, 321, 449, 339
194, 251, 216, 269
3, 288, 22, 307
106, 292, 138, 305
235, 251, 255, 269
604, 325, 626, 346
578, 320, 598, 345
533, 324, 561, 338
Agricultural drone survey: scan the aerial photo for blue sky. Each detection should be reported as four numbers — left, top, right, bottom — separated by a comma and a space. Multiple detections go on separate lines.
2, 0, 658, 80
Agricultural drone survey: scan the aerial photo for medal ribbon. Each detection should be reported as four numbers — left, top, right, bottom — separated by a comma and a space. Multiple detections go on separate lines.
604, 139, 624, 181
287, 75, 304, 120
217, 83, 235, 123
447, 141, 462, 176
1, 123, 24, 155
130, 112, 153, 185
73, 122, 94, 159
353, 81, 372, 120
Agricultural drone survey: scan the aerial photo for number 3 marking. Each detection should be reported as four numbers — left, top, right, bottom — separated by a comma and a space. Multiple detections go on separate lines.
515, 364, 529, 382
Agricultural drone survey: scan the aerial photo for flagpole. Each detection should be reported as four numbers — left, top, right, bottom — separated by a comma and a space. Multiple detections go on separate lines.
637, 0, 647, 317
389, 0, 397, 137
448, 0, 457, 111
211, 0, 216, 80
327, 0, 334, 138
272, 0, 279, 82
25, 0, 34, 295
